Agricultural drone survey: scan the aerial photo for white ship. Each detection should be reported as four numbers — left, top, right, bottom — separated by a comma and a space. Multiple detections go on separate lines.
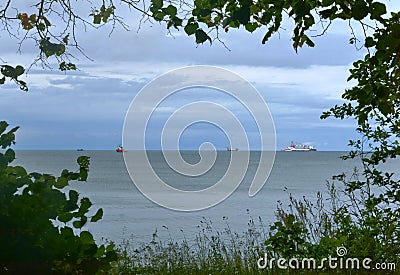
283, 141, 316, 152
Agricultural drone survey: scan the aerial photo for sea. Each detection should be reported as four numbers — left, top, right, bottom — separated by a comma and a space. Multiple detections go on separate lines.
11, 150, 399, 246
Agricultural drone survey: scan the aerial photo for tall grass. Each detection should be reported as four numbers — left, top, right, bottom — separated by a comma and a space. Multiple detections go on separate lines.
114, 213, 269, 274
110, 177, 399, 274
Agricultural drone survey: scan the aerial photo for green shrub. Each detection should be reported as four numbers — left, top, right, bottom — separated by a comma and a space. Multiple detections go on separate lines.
268, 178, 399, 269
0, 121, 117, 274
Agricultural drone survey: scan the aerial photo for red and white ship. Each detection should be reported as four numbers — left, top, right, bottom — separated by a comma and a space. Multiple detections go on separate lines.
283, 141, 316, 152
116, 145, 126, 152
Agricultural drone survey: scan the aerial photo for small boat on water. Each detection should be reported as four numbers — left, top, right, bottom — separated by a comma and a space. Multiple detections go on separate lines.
116, 145, 126, 152
77, 148, 84, 151
227, 147, 239, 151
283, 141, 316, 152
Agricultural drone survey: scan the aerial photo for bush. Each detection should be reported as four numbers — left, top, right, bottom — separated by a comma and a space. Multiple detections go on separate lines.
0, 121, 117, 274
267, 178, 400, 271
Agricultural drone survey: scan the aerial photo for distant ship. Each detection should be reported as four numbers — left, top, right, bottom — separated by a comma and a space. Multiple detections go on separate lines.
227, 147, 239, 151
116, 145, 126, 152
283, 141, 316, 152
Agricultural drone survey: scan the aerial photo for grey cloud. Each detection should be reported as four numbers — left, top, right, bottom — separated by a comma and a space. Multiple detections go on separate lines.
74, 21, 364, 69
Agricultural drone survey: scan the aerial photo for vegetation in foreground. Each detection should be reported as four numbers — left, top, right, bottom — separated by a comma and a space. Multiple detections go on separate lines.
1, 0, 400, 273
1, 122, 398, 274
113, 181, 399, 274
0, 122, 117, 274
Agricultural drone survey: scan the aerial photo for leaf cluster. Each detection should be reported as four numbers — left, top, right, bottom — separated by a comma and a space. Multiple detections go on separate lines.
0, 0, 394, 91
147, 0, 389, 50
90, 4, 116, 24
321, 12, 400, 212
0, 121, 118, 274
268, 180, 400, 266
0, 65, 28, 91
313, 12, 400, 261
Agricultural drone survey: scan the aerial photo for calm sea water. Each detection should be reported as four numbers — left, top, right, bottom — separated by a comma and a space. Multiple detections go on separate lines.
12, 150, 398, 245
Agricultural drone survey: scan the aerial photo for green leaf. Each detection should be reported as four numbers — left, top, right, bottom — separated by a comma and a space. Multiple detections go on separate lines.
55, 177, 69, 189
30, 172, 41, 179
94, 245, 106, 258
184, 23, 199, 35
352, 0, 368, 20
91, 208, 103, 222
77, 156, 90, 169
305, 37, 315, 47
62, 34, 69, 44
294, 4, 310, 18
102, 7, 114, 23
245, 22, 258, 33
59, 62, 77, 71
370, 2, 386, 20
11, 166, 28, 177
365, 36, 375, 48
171, 17, 183, 28
153, 11, 165, 21
29, 14, 36, 23
69, 190, 79, 205
4, 149, 15, 163
15, 66, 24, 76
152, 0, 163, 9
79, 169, 88, 181
73, 220, 83, 229
60, 227, 74, 240
93, 14, 102, 24
79, 197, 92, 214
232, 5, 250, 25
56, 44, 65, 56
37, 22, 46, 31
262, 28, 274, 44
391, 23, 400, 38
0, 154, 7, 170
222, 18, 231, 28
58, 212, 73, 223
18, 80, 28, 92
73, 216, 87, 229
164, 5, 177, 17
378, 101, 392, 116
80, 231, 95, 244
0, 121, 9, 135
319, 7, 337, 19
322, 0, 335, 6
40, 39, 66, 58
195, 29, 210, 44
1, 65, 16, 78
0, 128, 17, 148
304, 15, 315, 29
199, 9, 211, 17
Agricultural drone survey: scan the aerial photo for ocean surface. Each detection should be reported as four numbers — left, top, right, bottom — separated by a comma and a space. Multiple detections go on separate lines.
12, 150, 399, 246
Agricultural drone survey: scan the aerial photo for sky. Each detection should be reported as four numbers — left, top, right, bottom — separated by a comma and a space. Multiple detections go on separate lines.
1, 2, 399, 151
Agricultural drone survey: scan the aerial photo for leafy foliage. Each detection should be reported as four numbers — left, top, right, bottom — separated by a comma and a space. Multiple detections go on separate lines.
269, 181, 400, 264
0, 121, 117, 274
0, 0, 396, 90
0, 65, 28, 91
265, 214, 310, 259
146, 0, 389, 50
320, 10, 400, 256
1, 0, 400, 270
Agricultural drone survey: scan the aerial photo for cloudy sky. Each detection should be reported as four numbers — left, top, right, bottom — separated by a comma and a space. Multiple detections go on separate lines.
2, 1, 399, 150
